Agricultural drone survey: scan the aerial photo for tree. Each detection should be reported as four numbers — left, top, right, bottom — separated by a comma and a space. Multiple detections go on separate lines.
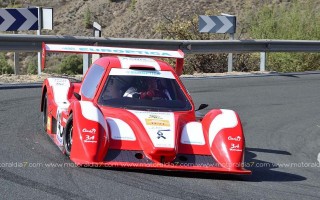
0, 53, 14, 75
59, 55, 82, 75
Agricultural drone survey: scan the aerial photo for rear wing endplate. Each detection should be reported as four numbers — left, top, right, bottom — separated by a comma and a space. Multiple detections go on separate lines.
42, 43, 185, 75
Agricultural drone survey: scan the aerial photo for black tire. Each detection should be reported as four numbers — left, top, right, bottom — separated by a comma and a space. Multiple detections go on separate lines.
43, 93, 48, 131
63, 114, 73, 157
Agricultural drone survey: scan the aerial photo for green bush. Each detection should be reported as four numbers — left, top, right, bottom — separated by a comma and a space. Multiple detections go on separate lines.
59, 55, 82, 75
0, 53, 14, 75
130, 0, 137, 11
26, 56, 38, 75
84, 6, 92, 29
247, 0, 320, 72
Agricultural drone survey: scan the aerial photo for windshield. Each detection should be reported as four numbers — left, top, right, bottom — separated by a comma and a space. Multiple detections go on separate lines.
98, 68, 192, 111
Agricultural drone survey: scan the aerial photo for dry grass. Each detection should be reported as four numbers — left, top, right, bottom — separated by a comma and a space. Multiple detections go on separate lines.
0, 73, 82, 83
0, 0, 299, 74
1, 0, 287, 39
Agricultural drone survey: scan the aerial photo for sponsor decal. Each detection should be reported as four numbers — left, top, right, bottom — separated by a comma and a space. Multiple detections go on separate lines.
230, 143, 242, 152
109, 68, 175, 79
49, 78, 69, 86
61, 47, 76, 51
79, 47, 172, 57
47, 116, 51, 132
120, 57, 152, 62
47, 44, 183, 58
82, 128, 96, 134
127, 70, 160, 76
157, 129, 170, 139
149, 114, 162, 119
84, 135, 97, 143
55, 82, 65, 86
129, 110, 175, 148
228, 136, 241, 141
145, 119, 170, 127
60, 46, 175, 57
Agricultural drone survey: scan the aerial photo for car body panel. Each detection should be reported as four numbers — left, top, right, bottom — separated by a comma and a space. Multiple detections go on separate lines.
40, 43, 251, 175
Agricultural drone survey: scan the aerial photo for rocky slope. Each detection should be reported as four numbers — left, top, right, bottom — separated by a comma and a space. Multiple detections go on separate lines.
2, 0, 284, 39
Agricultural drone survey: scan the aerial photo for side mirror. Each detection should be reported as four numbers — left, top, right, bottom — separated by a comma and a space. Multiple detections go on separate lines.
74, 92, 81, 101
195, 104, 208, 111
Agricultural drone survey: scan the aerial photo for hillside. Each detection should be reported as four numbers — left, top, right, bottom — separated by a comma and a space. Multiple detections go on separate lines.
1, 0, 282, 39
3, 0, 319, 75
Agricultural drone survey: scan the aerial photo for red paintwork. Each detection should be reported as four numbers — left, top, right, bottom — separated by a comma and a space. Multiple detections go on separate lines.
41, 54, 251, 175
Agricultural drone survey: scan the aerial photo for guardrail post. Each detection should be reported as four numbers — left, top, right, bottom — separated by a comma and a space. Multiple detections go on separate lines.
82, 22, 102, 75
37, 7, 42, 75
83, 54, 90, 75
227, 33, 234, 72
13, 31, 19, 75
14, 52, 19, 75
260, 52, 266, 71
92, 22, 101, 63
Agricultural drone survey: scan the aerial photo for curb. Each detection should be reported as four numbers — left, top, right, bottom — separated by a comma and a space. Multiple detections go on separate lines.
1, 71, 320, 88
0, 83, 42, 90
181, 71, 320, 80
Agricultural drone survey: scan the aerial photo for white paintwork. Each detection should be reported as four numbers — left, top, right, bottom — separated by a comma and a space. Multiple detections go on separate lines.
129, 110, 175, 148
106, 118, 136, 141
118, 57, 161, 70
208, 109, 238, 147
80, 101, 108, 138
180, 122, 205, 145
109, 68, 175, 79
44, 44, 184, 58
56, 107, 64, 144
48, 78, 71, 144
47, 78, 70, 109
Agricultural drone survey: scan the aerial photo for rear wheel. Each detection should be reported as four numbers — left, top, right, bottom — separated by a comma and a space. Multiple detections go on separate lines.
43, 93, 48, 131
63, 114, 73, 157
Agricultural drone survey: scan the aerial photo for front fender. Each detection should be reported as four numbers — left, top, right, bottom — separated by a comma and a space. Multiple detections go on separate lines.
202, 109, 245, 170
40, 79, 50, 112
70, 101, 109, 164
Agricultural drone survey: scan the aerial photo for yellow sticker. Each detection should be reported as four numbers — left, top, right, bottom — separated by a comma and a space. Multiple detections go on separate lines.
47, 116, 51, 132
145, 119, 170, 127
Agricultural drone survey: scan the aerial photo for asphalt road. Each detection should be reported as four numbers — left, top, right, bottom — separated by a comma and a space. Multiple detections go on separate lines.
0, 73, 320, 199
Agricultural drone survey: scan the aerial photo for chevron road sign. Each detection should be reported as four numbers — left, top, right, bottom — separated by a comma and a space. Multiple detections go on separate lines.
199, 15, 236, 33
0, 8, 38, 31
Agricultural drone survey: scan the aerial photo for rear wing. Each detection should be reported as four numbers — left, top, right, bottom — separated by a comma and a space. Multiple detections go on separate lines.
42, 43, 185, 75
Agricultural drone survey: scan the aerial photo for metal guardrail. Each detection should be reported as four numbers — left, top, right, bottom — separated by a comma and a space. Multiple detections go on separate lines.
1, 34, 320, 53
1, 34, 320, 74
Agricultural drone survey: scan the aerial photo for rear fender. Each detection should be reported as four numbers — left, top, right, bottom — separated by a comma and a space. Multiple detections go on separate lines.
69, 101, 109, 163
202, 109, 245, 170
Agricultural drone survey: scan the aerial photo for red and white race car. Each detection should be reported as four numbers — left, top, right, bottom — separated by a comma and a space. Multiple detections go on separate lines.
40, 43, 251, 174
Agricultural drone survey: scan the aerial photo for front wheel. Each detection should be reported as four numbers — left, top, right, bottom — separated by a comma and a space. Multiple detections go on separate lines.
63, 114, 73, 157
